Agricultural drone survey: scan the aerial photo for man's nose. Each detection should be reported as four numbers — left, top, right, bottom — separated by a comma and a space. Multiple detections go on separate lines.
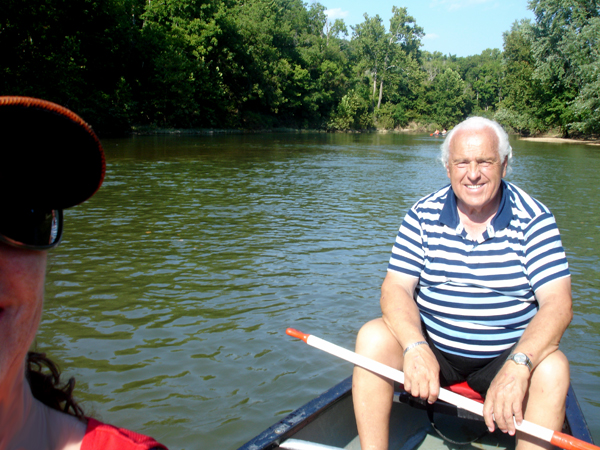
467, 161, 481, 178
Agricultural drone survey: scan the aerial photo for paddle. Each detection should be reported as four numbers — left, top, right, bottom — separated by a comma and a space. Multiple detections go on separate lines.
286, 328, 599, 450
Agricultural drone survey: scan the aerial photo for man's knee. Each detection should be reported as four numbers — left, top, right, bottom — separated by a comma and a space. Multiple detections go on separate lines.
355, 318, 400, 361
522, 351, 569, 433
531, 350, 570, 394
356, 318, 390, 348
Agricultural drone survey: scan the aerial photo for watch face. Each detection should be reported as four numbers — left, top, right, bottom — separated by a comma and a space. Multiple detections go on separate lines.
514, 353, 526, 364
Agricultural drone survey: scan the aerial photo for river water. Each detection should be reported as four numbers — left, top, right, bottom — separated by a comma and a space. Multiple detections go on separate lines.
38, 132, 600, 449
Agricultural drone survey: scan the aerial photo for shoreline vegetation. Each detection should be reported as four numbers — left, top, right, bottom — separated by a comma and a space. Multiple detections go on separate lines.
3, 1, 598, 138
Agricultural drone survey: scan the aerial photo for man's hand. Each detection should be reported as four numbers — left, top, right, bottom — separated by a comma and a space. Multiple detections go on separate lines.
402, 344, 440, 404
483, 361, 530, 435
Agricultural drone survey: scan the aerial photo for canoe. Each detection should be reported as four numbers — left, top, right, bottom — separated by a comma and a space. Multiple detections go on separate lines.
237, 376, 594, 450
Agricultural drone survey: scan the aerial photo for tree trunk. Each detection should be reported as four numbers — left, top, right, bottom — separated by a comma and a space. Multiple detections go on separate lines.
377, 80, 383, 109
372, 74, 377, 100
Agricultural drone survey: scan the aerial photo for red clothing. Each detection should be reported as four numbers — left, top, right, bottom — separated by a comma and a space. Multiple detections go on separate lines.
81, 418, 168, 450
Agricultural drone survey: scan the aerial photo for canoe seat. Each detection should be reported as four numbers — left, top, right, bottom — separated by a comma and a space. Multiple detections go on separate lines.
446, 381, 484, 403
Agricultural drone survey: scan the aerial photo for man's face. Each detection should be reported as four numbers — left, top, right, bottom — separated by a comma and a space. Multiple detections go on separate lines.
446, 127, 507, 216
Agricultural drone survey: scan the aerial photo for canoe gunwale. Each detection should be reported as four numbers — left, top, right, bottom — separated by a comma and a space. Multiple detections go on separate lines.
237, 377, 353, 450
237, 376, 594, 450
565, 384, 594, 443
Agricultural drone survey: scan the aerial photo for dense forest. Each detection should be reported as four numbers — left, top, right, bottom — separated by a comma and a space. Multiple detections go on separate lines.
2, 0, 598, 136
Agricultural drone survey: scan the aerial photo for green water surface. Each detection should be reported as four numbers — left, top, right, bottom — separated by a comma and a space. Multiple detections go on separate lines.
37, 133, 600, 449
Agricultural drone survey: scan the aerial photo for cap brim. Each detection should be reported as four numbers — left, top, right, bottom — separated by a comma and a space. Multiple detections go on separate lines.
0, 96, 105, 210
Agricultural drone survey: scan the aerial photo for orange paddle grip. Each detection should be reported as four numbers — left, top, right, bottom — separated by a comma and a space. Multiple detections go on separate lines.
286, 328, 309, 343
551, 431, 600, 450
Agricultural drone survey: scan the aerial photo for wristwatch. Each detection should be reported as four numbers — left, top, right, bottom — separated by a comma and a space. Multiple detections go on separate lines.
506, 352, 533, 371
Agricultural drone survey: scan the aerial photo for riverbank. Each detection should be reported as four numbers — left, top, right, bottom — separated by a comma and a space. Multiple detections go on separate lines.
130, 127, 329, 135
127, 126, 600, 146
519, 136, 600, 146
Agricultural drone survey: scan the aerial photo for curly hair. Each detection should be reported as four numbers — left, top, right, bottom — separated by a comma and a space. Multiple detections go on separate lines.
25, 351, 86, 420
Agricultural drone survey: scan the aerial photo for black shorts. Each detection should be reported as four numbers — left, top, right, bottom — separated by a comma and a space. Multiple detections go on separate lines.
422, 328, 516, 397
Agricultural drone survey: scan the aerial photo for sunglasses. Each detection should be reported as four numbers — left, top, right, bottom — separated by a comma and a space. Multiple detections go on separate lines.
0, 208, 63, 250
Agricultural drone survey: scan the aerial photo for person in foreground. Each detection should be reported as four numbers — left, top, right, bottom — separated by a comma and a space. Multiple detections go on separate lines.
0, 96, 168, 450
353, 117, 572, 450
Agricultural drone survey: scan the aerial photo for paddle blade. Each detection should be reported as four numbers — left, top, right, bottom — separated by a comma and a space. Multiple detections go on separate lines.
286, 328, 309, 343
551, 432, 599, 450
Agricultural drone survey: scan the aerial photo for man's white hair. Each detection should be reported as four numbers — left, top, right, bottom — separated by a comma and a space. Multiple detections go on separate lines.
440, 117, 512, 169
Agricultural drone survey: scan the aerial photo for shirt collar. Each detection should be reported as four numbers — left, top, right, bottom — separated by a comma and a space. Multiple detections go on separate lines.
440, 180, 512, 231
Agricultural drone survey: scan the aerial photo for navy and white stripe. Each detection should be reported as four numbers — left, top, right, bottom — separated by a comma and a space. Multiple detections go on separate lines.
388, 181, 570, 358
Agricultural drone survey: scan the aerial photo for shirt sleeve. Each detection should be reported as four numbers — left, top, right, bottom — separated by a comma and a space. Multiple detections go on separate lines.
387, 206, 425, 278
523, 212, 570, 292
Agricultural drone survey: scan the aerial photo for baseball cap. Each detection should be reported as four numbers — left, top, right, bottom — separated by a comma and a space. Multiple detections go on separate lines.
0, 96, 105, 210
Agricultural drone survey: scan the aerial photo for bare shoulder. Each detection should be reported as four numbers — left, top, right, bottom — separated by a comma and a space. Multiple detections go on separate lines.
46, 406, 87, 450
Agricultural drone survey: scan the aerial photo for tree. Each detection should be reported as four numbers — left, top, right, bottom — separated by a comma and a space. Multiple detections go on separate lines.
458, 49, 503, 114
570, 16, 600, 134
138, 0, 233, 127
351, 7, 423, 110
351, 14, 387, 106
378, 53, 426, 126
327, 89, 372, 130
376, 6, 424, 109
290, 4, 351, 127
227, 0, 329, 127
0, 0, 143, 133
426, 68, 468, 128
495, 20, 546, 134
528, 0, 600, 135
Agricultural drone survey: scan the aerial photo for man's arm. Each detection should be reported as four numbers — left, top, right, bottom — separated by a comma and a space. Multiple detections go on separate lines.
483, 276, 573, 434
380, 270, 441, 403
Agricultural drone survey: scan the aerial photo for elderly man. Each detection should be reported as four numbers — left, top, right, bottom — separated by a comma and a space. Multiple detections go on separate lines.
353, 117, 572, 450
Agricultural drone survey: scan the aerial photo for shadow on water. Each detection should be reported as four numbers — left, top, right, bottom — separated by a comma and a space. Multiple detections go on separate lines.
38, 133, 600, 449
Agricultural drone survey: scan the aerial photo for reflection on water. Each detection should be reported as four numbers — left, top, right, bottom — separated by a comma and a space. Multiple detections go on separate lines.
37, 133, 600, 449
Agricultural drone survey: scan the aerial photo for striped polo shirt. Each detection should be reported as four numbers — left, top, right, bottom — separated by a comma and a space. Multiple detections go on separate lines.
388, 180, 570, 359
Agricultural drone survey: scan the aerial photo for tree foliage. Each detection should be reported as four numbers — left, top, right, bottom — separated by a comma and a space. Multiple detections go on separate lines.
526, 0, 600, 135
426, 69, 469, 128
1, 0, 597, 136
350, 7, 423, 111
495, 20, 547, 134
